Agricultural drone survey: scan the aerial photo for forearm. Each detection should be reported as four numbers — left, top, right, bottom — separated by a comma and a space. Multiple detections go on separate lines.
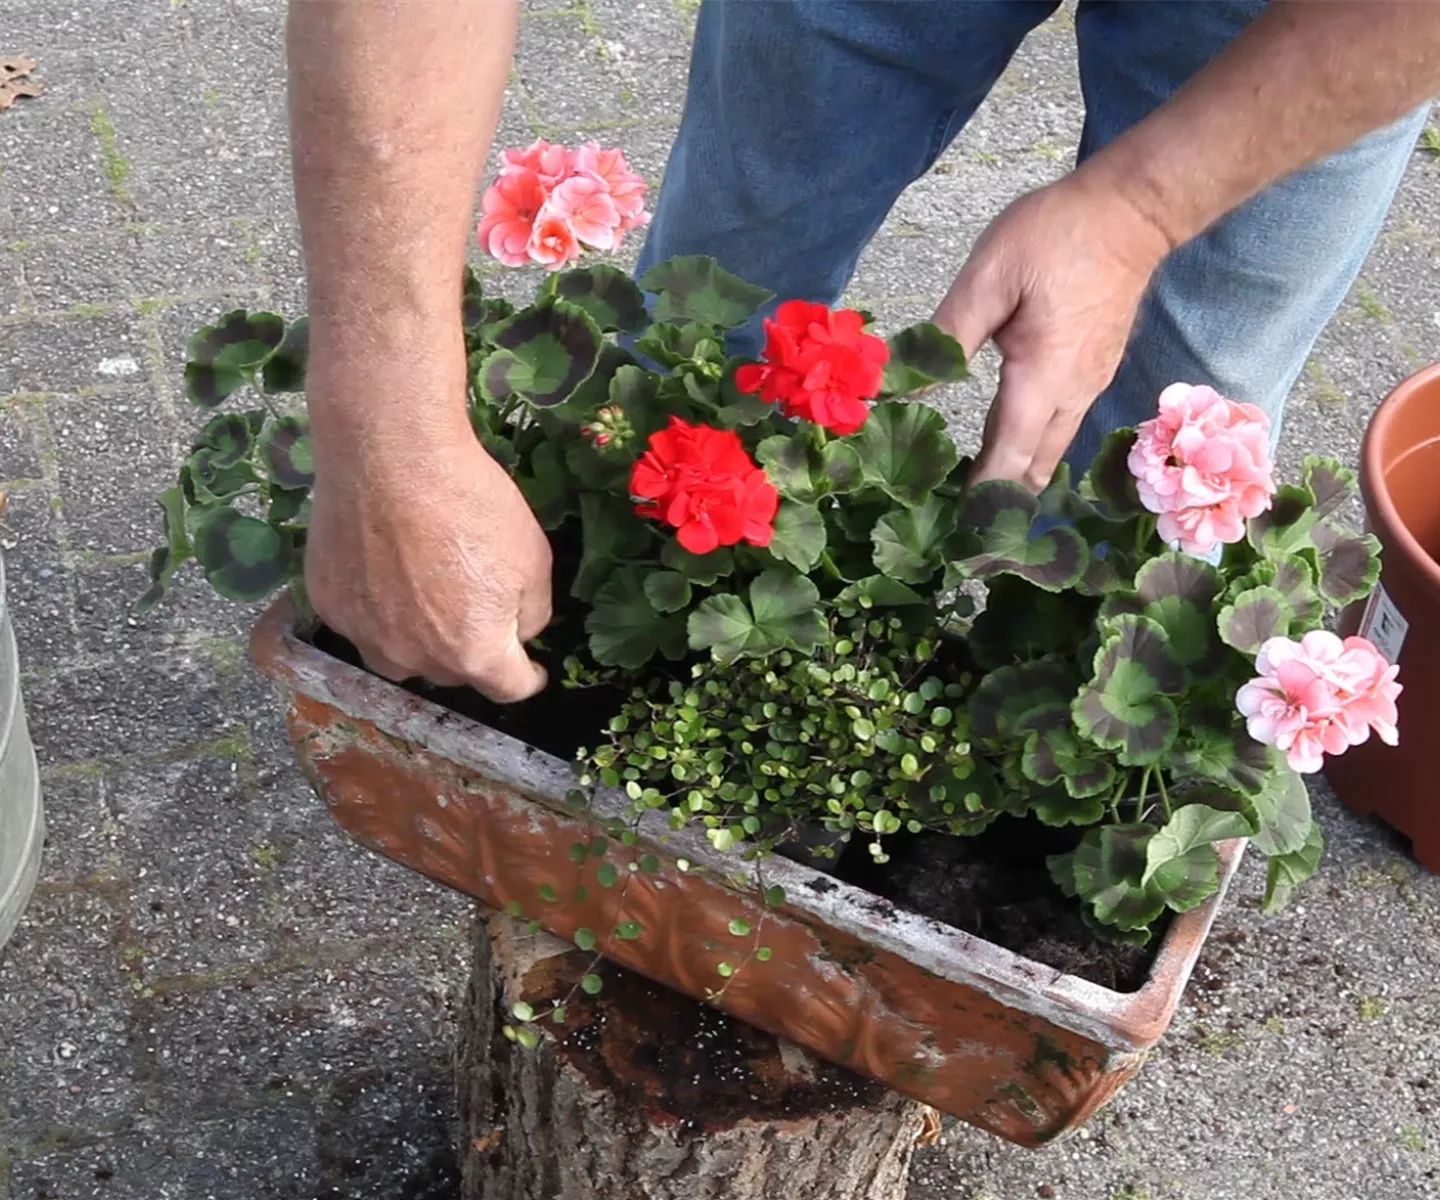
1082, 0, 1440, 253
286, 0, 517, 444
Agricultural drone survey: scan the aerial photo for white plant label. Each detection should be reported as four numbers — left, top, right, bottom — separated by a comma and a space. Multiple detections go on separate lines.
1357, 584, 1408, 665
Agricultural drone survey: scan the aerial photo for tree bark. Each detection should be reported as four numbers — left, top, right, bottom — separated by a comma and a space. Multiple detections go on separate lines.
457, 911, 932, 1200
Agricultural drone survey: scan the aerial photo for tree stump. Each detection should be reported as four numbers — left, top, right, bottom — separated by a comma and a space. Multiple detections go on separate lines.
456, 912, 933, 1200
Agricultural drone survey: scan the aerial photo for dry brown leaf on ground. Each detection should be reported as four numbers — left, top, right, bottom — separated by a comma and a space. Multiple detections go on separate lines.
1, 56, 44, 111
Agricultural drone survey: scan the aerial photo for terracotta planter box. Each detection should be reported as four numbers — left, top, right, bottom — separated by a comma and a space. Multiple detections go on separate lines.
251, 596, 1243, 1147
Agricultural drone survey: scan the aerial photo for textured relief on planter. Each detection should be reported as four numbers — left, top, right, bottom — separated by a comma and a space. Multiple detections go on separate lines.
252, 596, 1243, 1147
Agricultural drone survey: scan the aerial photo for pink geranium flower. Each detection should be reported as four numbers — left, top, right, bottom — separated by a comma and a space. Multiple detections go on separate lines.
476, 169, 549, 267
575, 142, 649, 232
526, 212, 581, 268
542, 174, 623, 251
500, 139, 574, 187
1128, 383, 1275, 556
1236, 632, 1401, 774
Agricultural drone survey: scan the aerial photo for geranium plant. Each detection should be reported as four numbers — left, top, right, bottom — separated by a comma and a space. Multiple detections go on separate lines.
142, 139, 1401, 1003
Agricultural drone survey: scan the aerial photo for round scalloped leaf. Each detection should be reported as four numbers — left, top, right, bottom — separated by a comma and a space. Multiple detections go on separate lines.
851, 401, 958, 507
192, 412, 258, 468
1103, 552, 1223, 674
544, 264, 648, 333
1021, 726, 1116, 801
836, 575, 927, 609
192, 507, 294, 602
1262, 820, 1324, 914
1228, 554, 1324, 632
185, 448, 255, 504
1251, 768, 1312, 857
660, 539, 734, 586
261, 316, 309, 394
639, 255, 775, 329
586, 567, 687, 668
879, 322, 969, 397
1217, 585, 1292, 655
1310, 518, 1381, 606
951, 480, 1087, 591
1168, 717, 1279, 795
1302, 456, 1357, 520
642, 570, 692, 615
757, 434, 824, 504
1246, 483, 1317, 557
1144, 843, 1221, 915
871, 495, 955, 584
968, 657, 1076, 742
767, 500, 827, 572
687, 569, 825, 664
966, 575, 1100, 670
1072, 825, 1167, 932
257, 416, 316, 489
1082, 428, 1145, 517
1073, 614, 1182, 766
185, 309, 286, 408
573, 492, 652, 602
480, 298, 602, 409
1142, 802, 1256, 887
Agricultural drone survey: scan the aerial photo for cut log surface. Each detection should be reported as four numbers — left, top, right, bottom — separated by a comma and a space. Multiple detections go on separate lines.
457, 913, 929, 1200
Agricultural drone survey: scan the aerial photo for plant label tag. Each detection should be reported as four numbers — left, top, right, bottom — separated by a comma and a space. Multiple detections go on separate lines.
1358, 585, 1408, 664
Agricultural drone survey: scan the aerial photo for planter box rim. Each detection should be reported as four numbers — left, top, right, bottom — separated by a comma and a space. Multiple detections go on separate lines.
251, 595, 1242, 1055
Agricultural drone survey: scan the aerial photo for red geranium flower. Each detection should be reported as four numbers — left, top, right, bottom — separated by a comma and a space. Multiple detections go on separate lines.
733, 300, 889, 435
630, 417, 779, 555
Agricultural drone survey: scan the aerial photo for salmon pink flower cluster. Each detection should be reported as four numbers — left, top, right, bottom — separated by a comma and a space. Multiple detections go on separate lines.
476, 140, 650, 270
630, 416, 779, 556
1127, 382, 1276, 556
1236, 631, 1401, 774
735, 300, 890, 435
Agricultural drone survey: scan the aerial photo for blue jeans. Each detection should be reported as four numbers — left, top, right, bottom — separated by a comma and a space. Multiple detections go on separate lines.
633, 0, 1428, 471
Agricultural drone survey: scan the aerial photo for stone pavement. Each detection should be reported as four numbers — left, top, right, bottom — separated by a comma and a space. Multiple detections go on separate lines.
0, 2, 1437, 1198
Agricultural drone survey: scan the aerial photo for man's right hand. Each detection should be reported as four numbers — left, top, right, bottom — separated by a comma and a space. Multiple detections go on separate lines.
304, 356, 553, 705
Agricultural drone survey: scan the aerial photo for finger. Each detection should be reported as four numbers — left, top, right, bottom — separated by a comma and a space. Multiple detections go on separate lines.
516, 579, 553, 644
932, 257, 1019, 363
1024, 408, 1088, 492
356, 642, 469, 690
970, 359, 1059, 487
469, 634, 548, 705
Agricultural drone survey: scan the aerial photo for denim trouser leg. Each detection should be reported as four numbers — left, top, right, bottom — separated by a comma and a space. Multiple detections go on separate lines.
635, 0, 1427, 469
633, 0, 1061, 354
1064, 1, 1430, 470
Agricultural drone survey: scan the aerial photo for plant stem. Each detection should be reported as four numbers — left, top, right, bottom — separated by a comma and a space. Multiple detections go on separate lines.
1156, 770, 1173, 820
1136, 766, 1154, 823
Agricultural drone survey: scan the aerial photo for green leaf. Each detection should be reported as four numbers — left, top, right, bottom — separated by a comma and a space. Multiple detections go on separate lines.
1247, 483, 1317, 558
1144, 843, 1221, 915
260, 315, 309, 393
639, 255, 775, 329
1262, 820, 1324, 914
836, 575, 928, 608
950, 480, 1087, 591
191, 507, 294, 602
256, 415, 315, 490
1142, 803, 1255, 886
687, 568, 826, 664
514, 439, 570, 531
660, 540, 734, 585
1227, 554, 1323, 632
1101, 553, 1223, 675
192, 411, 260, 467
1216, 585, 1292, 655
267, 485, 309, 525
1072, 825, 1166, 932
1311, 519, 1381, 606
879, 322, 969, 397
1302, 456, 1357, 521
573, 492, 651, 602
850, 401, 958, 507
184, 449, 255, 505
633, 321, 722, 370
1029, 785, 1107, 828
1169, 720, 1279, 796
757, 434, 824, 504
965, 575, 1100, 670
643, 570, 692, 614
135, 486, 194, 612
1021, 726, 1116, 802
581, 973, 604, 995
543, 263, 648, 333
1251, 768, 1312, 857
606, 362, 667, 438
968, 657, 1077, 741
871, 495, 955, 584
1082, 429, 1145, 517
573, 927, 598, 952
478, 298, 603, 409
585, 567, 687, 669
1072, 614, 1183, 766
767, 500, 827, 571
185, 309, 286, 408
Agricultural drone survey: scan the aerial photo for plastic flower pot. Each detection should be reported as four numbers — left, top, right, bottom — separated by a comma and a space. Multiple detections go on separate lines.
0, 550, 44, 952
251, 595, 1245, 1147
1327, 362, 1440, 871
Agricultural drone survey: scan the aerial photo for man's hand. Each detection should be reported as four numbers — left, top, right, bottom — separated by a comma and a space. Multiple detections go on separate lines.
932, 174, 1172, 491
304, 343, 553, 704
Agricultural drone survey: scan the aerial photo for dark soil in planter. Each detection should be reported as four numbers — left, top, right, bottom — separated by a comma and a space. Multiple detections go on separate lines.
308, 525, 1158, 993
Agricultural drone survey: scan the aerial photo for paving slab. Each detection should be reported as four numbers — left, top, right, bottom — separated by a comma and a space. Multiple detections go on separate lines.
1, 3, 1438, 1199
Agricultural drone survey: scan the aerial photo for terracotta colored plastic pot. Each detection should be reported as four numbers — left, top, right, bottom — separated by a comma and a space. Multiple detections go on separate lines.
1328, 363, 1440, 871
252, 597, 1244, 1146
0, 550, 44, 954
